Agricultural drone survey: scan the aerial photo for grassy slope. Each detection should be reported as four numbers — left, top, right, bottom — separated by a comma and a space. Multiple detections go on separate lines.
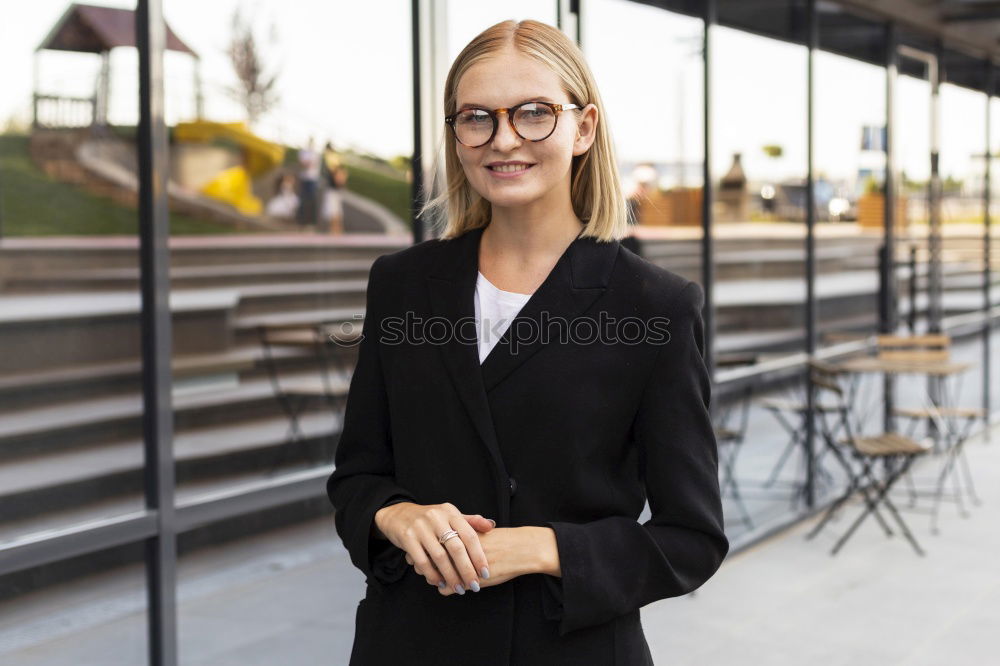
343, 163, 412, 227
0, 134, 244, 236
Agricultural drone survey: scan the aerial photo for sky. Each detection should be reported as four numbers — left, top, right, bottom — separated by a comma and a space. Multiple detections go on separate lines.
2, 0, 997, 187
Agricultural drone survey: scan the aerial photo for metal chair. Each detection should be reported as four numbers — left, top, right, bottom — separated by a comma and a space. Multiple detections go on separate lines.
879, 333, 983, 532
804, 359, 931, 556
715, 381, 755, 531
257, 322, 359, 474
756, 378, 844, 505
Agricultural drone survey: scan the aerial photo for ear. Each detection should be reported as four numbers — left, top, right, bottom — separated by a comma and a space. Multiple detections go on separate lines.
572, 103, 599, 157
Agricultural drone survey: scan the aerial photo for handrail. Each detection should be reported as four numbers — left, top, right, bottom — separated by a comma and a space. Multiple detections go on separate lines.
713, 303, 999, 392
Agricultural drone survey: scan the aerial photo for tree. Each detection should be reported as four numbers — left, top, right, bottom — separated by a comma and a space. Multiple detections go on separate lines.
226, 4, 280, 127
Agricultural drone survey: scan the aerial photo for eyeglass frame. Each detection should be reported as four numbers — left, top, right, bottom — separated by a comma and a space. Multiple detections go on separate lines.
444, 101, 581, 147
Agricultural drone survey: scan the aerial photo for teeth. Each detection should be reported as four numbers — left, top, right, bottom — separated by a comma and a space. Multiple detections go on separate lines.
490, 164, 531, 173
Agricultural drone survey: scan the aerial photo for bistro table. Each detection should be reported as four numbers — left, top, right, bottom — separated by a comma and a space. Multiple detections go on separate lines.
830, 355, 980, 533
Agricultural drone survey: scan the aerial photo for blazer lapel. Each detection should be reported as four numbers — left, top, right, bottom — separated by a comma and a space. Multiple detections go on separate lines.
425, 225, 620, 481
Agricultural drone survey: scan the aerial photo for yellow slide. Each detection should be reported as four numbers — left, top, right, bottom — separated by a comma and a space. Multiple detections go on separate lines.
173, 121, 285, 215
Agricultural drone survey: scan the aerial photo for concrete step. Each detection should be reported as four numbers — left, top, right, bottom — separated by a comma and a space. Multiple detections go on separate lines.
0, 290, 237, 374
0, 343, 335, 415
2, 259, 373, 293
228, 280, 368, 316
0, 410, 340, 535
234, 308, 366, 345
0, 371, 350, 459
0, 234, 408, 277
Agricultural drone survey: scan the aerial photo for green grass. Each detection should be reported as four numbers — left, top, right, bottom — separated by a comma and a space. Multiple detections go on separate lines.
343, 163, 412, 227
0, 133, 246, 236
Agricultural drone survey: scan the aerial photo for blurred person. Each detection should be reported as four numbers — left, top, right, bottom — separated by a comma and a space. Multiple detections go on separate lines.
296, 137, 320, 227
264, 172, 299, 219
321, 143, 346, 234
326, 18, 727, 666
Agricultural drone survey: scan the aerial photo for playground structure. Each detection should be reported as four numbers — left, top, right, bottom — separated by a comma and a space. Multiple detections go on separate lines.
31, 3, 290, 226
172, 121, 286, 216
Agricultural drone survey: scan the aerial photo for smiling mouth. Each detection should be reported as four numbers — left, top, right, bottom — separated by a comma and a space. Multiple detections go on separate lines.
487, 164, 536, 173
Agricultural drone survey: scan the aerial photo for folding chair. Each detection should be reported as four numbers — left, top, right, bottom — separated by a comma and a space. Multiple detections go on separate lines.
879, 333, 983, 531
715, 381, 755, 530
804, 359, 931, 556
258, 322, 358, 474
756, 380, 844, 505
876, 333, 950, 363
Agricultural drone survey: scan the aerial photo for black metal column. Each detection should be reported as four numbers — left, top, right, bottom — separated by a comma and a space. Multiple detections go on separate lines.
985, 62, 994, 431
571, 0, 582, 48
804, 0, 818, 508
928, 40, 944, 334
136, 1, 178, 664
927, 40, 945, 443
882, 23, 898, 433
702, 0, 716, 378
411, 0, 425, 243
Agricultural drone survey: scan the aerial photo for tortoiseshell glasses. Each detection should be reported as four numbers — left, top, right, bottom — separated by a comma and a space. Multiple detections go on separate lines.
444, 101, 580, 148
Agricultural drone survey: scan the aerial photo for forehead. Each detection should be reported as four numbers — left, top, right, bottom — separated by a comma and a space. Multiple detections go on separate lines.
455, 48, 564, 107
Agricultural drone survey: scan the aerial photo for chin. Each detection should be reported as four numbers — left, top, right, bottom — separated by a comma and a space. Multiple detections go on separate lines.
483, 192, 543, 209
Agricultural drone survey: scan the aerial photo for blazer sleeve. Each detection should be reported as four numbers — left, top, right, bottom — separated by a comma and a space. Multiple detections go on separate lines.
540, 280, 729, 636
326, 255, 418, 586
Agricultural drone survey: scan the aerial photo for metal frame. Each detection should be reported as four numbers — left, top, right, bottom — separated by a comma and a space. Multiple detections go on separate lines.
136, 1, 177, 663
702, 0, 717, 378
984, 63, 994, 435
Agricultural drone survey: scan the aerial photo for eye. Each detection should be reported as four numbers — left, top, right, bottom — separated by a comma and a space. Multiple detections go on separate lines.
457, 109, 491, 125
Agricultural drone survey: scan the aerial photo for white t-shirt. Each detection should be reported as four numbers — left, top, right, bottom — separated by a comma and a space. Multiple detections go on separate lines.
298, 148, 320, 181
474, 270, 533, 364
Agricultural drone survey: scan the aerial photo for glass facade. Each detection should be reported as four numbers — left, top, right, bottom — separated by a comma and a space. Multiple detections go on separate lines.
1, 1, 997, 664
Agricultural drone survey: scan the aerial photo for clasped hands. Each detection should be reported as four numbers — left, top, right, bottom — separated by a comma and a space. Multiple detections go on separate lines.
373, 501, 560, 597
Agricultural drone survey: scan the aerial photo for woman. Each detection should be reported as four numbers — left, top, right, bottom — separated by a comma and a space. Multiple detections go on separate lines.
321, 142, 346, 235
326, 18, 728, 665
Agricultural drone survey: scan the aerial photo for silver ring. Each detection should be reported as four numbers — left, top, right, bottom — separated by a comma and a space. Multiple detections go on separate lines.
438, 529, 459, 544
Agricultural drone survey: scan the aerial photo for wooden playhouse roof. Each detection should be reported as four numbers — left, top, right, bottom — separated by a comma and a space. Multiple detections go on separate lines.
37, 3, 196, 56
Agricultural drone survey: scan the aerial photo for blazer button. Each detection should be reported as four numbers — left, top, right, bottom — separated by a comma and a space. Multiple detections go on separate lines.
508, 477, 517, 496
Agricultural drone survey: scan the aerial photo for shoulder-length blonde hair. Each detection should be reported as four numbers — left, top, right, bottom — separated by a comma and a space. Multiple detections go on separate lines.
419, 19, 631, 242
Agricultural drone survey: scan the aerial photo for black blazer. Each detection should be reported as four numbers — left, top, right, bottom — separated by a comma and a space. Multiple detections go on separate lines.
326, 224, 728, 665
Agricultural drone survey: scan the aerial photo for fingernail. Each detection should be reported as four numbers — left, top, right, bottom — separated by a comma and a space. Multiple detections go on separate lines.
470, 581, 481, 593
480, 566, 490, 579
454, 584, 465, 595
437, 581, 446, 589
488, 519, 496, 528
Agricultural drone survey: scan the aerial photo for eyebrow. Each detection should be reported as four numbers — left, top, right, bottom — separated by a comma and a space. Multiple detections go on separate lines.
457, 96, 556, 110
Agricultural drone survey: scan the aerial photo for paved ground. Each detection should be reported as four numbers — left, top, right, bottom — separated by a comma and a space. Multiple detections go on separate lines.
642, 423, 999, 666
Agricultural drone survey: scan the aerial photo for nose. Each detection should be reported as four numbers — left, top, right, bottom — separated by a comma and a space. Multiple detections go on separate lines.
490, 110, 522, 151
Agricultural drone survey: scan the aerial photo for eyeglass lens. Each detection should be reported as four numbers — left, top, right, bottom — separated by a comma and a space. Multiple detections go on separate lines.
453, 103, 557, 146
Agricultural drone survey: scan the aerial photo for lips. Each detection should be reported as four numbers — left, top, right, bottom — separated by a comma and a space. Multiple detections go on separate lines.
487, 164, 536, 173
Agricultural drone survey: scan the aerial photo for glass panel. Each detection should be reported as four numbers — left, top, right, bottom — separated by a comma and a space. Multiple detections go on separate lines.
896, 73, 932, 331
585, 0, 705, 274
0, 5, 148, 552
161, 0, 411, 662
710, 23, 808, 363
814, 51, 886, 346
447, 0, 558, 55
940, 82, 986, 321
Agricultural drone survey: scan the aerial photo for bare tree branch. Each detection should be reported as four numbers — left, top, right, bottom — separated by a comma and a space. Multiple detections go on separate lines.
225, 3, 281, 126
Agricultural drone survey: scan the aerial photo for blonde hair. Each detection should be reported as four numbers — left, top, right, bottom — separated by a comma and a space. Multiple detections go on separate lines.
418, 19, 631, 242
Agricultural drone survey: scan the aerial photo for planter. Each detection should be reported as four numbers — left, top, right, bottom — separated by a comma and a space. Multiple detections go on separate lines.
637, 187, 704, 226
858, 192, 908, 230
